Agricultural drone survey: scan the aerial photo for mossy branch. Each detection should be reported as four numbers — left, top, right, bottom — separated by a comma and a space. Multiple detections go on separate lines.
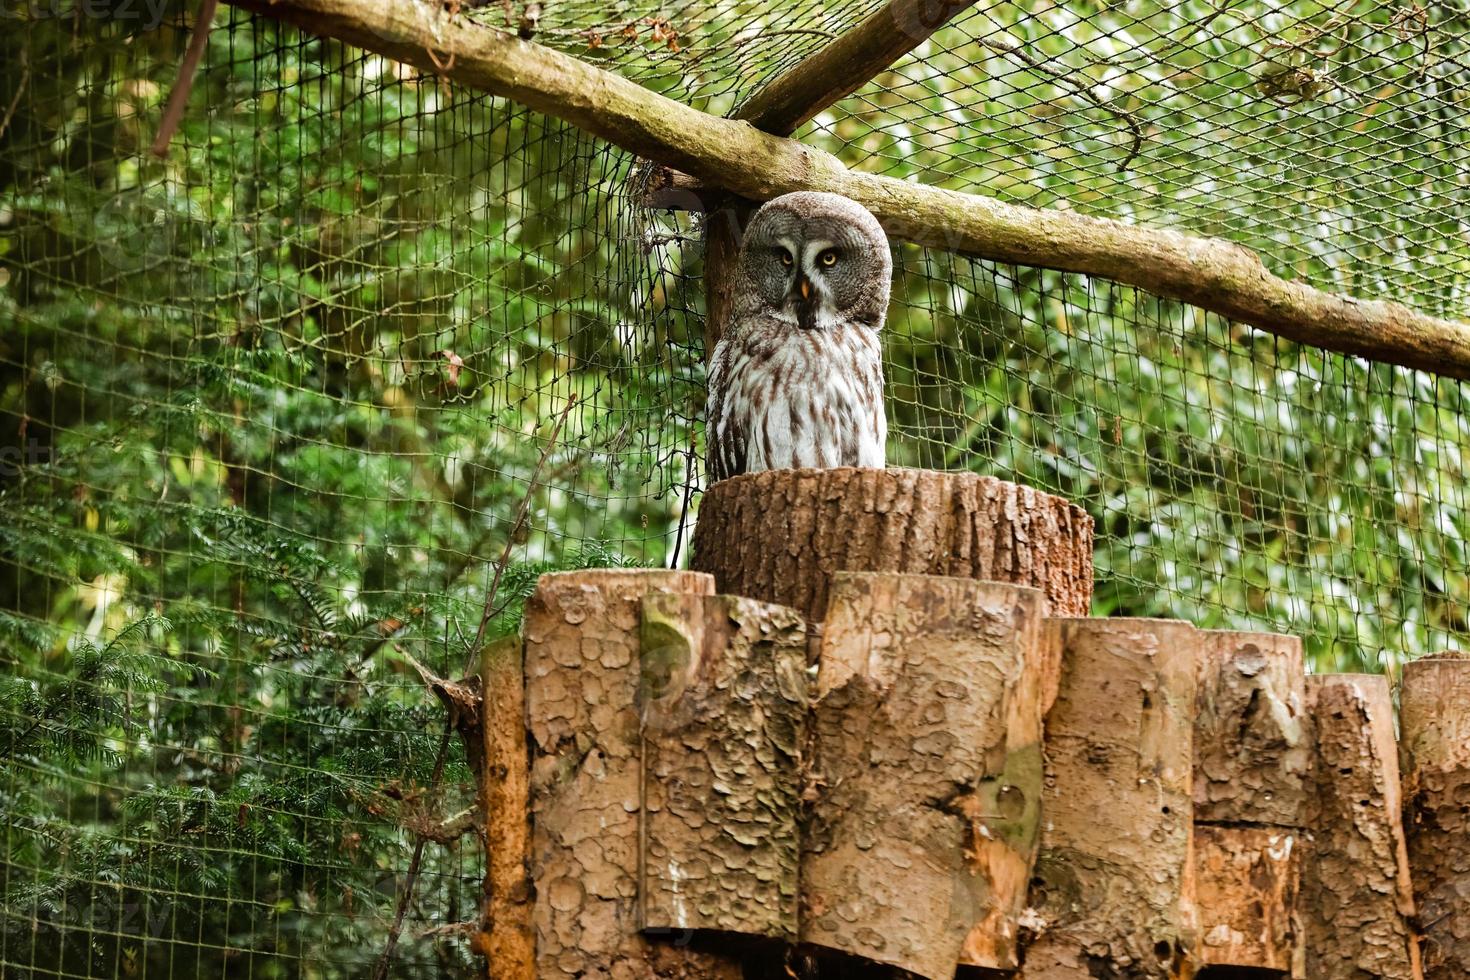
224, 0, 1470, 378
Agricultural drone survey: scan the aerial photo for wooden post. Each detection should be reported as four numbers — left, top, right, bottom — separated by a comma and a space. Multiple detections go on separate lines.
638, 593, 809, 940
1302, 674, 1421, 980
1401, 654, 1470, 979
799, 571, 1049, 977
521, 570, 743, 978
1191, 630, 1310, 976
479, 634, 534, 979
691, 469, 1093, 622
1020, 619, 1199, 979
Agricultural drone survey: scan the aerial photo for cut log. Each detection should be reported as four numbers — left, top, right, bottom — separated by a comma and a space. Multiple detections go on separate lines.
1194, 630, 1311, 825
478, 634, 534, 979
691, 468, 1093, 622
800, 571, 1048, 978
1400, 653, 1470, 980
1191, 630, 1309, 976
1302, 674, 1421, 980
1020, 618, 1199, 980
522, 570, 743, 978
1193, 825, 1301, 974
638, 593, 809, 940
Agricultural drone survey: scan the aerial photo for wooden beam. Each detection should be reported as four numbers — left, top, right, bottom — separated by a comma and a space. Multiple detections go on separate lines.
734, 0, 980, 136
223, 0, 1470, 380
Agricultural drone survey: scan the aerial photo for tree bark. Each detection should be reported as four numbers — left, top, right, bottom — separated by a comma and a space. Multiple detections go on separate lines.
223, 0, 1470, 379
1400, 654, 1470, 980
799, 571, 1048, 977
1193, 825, 1301, 974
1020, 618, 1199, 980
691, 468, 1093, 622
1194, 630, 1312, 825
1302, 674, 1421, 980
522, 570, 743, 979
638, 593, 809, 940
1191, 630, 1310, 976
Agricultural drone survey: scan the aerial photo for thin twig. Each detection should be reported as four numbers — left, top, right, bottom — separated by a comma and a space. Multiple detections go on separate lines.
368, 392, 578, 980
0, 57, 29, 144
981, 35, 1145, 172
151, 0, 221, 157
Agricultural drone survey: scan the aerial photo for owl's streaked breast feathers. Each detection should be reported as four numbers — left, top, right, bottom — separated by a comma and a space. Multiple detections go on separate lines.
706, 192, 891, 484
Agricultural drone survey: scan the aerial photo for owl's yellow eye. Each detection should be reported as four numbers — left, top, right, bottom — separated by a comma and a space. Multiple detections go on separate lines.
819, 250, 838, 267
777, 249, 794, 266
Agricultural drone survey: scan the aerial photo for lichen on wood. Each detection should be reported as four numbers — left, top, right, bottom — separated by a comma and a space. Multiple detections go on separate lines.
1020, 618, 1199, 979
1302, 674, 1421, 980
799, 571, 1047, 978
1400, 654, 1470, 980
638, 593, 809, 940
692, 468, 1093, 622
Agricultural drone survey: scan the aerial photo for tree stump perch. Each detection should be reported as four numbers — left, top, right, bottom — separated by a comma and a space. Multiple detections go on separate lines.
691, 468, 1094, 622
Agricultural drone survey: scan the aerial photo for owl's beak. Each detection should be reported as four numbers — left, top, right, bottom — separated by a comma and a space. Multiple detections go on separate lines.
792, 276, 817, 330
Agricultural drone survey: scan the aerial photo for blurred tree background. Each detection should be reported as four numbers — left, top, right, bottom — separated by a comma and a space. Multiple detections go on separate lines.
2, 0, 1468, 975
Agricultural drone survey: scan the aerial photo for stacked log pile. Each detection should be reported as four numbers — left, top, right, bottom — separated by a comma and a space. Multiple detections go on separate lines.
466, 469, 1456, 979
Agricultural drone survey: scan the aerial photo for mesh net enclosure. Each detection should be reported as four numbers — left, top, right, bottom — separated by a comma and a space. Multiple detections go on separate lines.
3, 0, 1470, 975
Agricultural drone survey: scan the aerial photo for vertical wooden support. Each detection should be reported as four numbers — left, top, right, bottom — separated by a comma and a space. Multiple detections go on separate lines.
479, 634, 534, 979
1191, 630, 1310, 976
522, 570, 741, 979
1302, 674, 1421, 980
638, 593, 809, 940
1401, 654, 1470, 980
701, 205, 748, 363
1020, 619, 1199, 979
799, 571, 1048, 979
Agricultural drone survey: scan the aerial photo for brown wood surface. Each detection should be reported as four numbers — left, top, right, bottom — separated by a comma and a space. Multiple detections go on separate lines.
691, 468, 1093, 622
799, 571, 1047, 977
638, 593, 809, 940
1191, 630, 1309, 976
1400, 654, 1470, 980
1194, 630, 1311, 826
479, 635, 533, 979
700, 204, 748, 362
1020, 618, 1199, 980
1303, 674, 1421, 980
522, 570, 743, 979
1194, 825, 1302, 973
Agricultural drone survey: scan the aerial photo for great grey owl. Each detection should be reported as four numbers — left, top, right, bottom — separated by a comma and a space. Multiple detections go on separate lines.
705, 191, 891, 483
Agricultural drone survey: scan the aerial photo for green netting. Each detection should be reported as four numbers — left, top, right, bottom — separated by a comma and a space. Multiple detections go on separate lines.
3, 0, 1469, 976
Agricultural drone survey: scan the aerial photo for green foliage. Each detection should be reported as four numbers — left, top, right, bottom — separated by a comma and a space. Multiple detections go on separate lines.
2, 1, 1469, 978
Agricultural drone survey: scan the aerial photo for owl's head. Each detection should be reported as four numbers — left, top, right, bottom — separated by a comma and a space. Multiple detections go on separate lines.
735, 192, 892, 331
